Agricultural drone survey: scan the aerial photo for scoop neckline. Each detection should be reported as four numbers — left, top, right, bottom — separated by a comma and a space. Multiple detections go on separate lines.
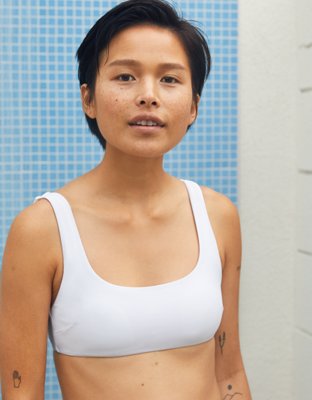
51, 179, 204, 290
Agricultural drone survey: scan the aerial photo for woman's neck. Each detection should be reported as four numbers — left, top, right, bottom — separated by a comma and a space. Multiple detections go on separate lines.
87, 147, 175, 206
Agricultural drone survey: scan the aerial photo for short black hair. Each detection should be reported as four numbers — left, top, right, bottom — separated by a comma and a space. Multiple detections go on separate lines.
76, 0, 211, 150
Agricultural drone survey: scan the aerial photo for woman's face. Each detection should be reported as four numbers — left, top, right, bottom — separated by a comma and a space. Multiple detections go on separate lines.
81, 24, 198, 159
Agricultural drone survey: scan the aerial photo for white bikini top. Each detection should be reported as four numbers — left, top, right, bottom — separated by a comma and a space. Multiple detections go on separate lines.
34, 179, 223, 357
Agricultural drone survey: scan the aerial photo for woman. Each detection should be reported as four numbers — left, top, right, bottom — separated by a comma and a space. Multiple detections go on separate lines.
0, 1, 251, 399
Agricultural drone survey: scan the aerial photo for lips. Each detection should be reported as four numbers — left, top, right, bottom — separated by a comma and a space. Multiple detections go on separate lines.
129, 115, 165, 127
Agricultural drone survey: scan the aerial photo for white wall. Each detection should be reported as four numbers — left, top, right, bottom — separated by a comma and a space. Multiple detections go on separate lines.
238, 0, 297, 399
294, 0, 312, 398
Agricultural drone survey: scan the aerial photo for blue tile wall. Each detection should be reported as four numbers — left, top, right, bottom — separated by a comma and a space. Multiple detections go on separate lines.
0, 1, 238, 398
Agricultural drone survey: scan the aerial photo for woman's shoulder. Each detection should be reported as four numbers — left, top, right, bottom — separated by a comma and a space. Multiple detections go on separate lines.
6, 195, 62, 272
13, 195, 58, 236
199, 184, 239, 222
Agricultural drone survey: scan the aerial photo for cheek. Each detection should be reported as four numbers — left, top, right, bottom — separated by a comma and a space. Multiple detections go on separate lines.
167, 86, 194, 116
96, 87, 131, 117
172, 98, 195, 125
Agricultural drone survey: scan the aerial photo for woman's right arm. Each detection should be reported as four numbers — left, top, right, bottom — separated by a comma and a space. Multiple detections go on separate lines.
0, 201, 58, 400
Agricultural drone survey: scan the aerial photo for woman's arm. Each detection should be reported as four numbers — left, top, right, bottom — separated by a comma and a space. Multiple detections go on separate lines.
202, 187, 251, 400
213, 196, 251, 399
0, 201, 57, 400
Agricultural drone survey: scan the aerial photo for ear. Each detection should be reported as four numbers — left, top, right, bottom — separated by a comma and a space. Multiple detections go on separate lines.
80, 83, 96, 119
189, 94, 200, 125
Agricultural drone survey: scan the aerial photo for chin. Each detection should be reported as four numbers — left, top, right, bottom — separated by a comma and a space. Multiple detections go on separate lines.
106, 137, 180, 159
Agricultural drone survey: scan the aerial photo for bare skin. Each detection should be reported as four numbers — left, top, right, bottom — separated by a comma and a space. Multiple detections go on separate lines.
0, 25, 251, 399
54, 343, 220, 400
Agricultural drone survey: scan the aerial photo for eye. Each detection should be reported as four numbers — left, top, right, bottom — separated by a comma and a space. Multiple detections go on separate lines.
161, 76, 179, 84
116, 74, 135, 82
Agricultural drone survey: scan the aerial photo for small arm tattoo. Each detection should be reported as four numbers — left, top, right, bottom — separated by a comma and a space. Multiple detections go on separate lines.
13, 370, 21, 388
236, 265, 241, 272
218, 331, 226, 354
222, 384, 243, 400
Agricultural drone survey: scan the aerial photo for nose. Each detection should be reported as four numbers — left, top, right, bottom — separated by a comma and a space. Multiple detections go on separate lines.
135, 80, 159, 108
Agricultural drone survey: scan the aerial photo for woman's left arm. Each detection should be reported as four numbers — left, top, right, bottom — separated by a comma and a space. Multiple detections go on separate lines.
209, 192, 252, 399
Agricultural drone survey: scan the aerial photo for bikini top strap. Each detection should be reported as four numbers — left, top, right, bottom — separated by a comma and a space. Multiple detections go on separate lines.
181, 179, 222, 275
33, 192, 83, 264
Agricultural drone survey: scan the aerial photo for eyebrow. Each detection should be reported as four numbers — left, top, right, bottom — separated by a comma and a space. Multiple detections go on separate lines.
107, 59, 186, 70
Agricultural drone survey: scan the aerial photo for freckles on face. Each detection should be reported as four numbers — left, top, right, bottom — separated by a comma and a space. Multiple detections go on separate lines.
99, 84, 129, 114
